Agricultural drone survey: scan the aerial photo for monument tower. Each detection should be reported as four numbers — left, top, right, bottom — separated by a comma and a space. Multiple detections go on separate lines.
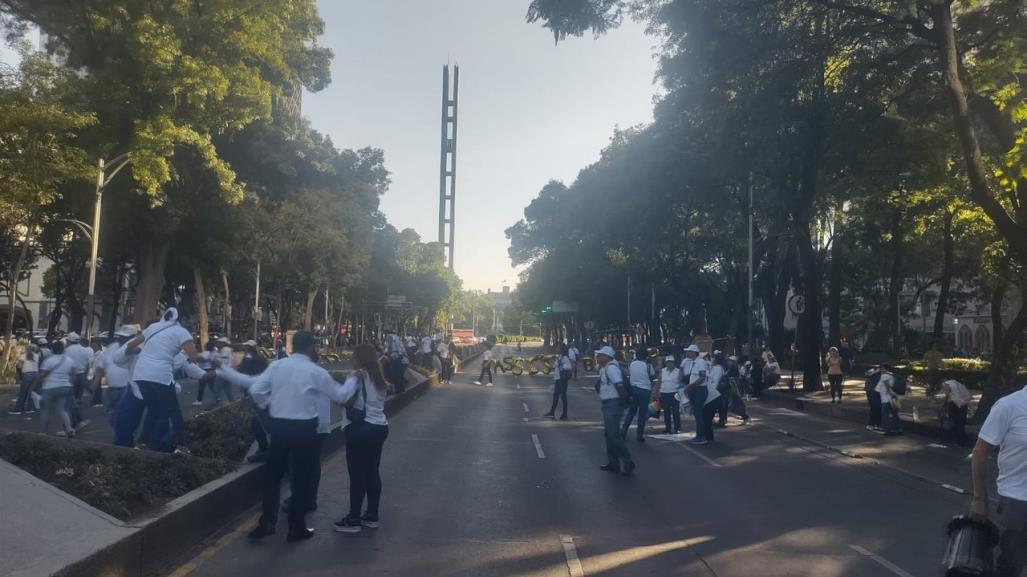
438, 65, 459, 271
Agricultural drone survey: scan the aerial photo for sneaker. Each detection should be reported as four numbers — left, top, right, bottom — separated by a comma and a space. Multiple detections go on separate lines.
742, 417, 752, 425
599, 464, 621, 473
473, 381, 481, 386
7, 410, 22, 415
76, 419, 91, 431
690, 438, 708, 445
485, 383, 494, 387
55, 430, 67, 437
23, 409, 35, 415
286, 528, 315, 542
622, 462, 636, 476
559, 415, 568, 421
543, 412, 555, 418
865, 425, 875, 431
248, 524, 276, 540
360, 515, 379, 529
173, 446, 192, 456
192, 401, 203, 406
333, 516, 362, 533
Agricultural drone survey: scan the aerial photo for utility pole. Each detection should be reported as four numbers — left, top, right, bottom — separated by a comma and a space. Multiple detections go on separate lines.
438, 65, 460, 271
747, 171, 755, 358
253, 258, 261, 343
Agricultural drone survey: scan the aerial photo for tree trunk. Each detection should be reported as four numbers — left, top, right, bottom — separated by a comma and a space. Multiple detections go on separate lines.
932, 209, 955, 347
303, 286, 317, 331
133, 240, 170, 323
888, 208, 905, 354
978, 287, 1027, 421
194, 268, 209, 350
221, 270, 231, 340
2, 225, 33, 376
796, 219, 824, 392
828, 231, 842, 347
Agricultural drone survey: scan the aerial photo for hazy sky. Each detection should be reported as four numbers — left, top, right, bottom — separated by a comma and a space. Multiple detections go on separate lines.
306, 0, 660, 291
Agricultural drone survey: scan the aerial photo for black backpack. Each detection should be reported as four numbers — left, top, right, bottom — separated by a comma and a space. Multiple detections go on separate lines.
892, 372, 908, 396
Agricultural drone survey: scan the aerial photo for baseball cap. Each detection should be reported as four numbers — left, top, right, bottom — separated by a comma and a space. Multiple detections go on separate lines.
595, 346, 616, 358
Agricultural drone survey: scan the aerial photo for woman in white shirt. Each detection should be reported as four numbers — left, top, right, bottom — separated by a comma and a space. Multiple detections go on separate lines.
658, 356, 682, 434
876, 366, 902, 435
32, 341, 76, 437
545, 344, 573, 420
621, 348, 656, 442
335, 342, 393, 533
10, 344, 40, 415
703, 354, 724, 443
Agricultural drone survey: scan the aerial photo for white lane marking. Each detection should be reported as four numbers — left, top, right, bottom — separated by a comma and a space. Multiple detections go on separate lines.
560, 535, 585, 577
848, 545, 917, 577
675, 442, 723, 468
531, 433, 545, 459
941, 483, 968, 495
522, 417, 529, 423
522, 402, 529, 413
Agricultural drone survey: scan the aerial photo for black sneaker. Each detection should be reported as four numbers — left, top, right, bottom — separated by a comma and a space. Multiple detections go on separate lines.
248, 524, 276, 540
599, 464, 621, 473
333, 516, 362, 533
286, 528, 315, 542
622, 462, 636, 476
360, 515, 379, 529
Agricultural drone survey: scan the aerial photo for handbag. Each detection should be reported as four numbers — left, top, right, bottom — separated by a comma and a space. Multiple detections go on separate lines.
345, 375, 368, 423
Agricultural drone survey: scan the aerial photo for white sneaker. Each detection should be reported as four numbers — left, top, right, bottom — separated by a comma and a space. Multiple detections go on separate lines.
473, 381, 481, 385
76, 419, 91, 430
55, 430, 67, 437
485, 383, 494, 387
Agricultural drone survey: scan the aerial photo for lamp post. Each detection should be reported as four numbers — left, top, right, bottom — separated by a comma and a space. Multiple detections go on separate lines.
84, 154, 131, 340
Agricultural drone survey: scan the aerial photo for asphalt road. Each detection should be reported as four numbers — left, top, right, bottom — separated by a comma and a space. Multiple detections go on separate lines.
167, 344, 982, 577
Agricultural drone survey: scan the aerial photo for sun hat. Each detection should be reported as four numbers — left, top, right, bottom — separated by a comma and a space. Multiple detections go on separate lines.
65, 332, 81, 343
243, 339, 257, 347
114, 324, 138, 338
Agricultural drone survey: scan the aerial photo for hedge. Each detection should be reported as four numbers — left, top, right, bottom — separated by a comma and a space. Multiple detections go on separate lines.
185, 400, 255, 463
0, 432, 235, 520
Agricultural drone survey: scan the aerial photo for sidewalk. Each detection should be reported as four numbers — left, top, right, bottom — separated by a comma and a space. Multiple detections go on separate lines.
761, 375, 981, 441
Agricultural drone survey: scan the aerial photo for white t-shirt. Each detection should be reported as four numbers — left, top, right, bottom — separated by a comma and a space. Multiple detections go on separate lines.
660, 367, 682, 392
100, 342, 132, 389
18, 352, 39, 374
420, 337, 433, 354
438, 343, 449, 359
706, 365, 724, 405
345, 373, 389, 426
978, 386, 1027, 501
132, 325, 193, 385
568, 347, 579, 362
598, 363, 623, 401
628, 359, 655, 390
553, 355, 572, 381
65, 343, 92, 375
876, 373, 894, 405
766, 361, 781, 376
40, 354, 74, 390
687, 357, 709, 385
483, 350, 493, 363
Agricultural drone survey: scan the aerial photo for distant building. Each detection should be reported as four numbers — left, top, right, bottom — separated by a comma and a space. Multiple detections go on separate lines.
485, 286, 512, 334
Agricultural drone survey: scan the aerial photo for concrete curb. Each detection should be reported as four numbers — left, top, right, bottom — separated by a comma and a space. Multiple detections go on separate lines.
44, 369, 442, 577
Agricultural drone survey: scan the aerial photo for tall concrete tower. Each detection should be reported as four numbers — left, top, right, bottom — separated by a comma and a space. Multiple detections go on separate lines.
438, 65, 459, 271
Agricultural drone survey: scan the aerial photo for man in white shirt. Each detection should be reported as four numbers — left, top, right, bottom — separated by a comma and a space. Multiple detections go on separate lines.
209, 336, 236, 407
877, 366, 903, 435
971, 385, 1027, 577
595, 346, 634, 475
658, 356, 683, 434
94, 325, 137, 425
419, 335, 433, 366
475, 345, 495, 386
64, 332, 93, 429
622, 348, 656, 442
247, 331, 350, 542
87, 338, 105, 406
682, 345, 711, 444
568, 343, 580, 379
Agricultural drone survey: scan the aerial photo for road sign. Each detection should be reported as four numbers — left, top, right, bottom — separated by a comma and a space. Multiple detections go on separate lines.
788, 294, 806, 315
552, 301, 579, 313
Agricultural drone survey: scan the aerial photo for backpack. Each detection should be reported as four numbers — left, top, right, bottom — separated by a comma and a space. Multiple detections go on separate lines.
865, 371, 882, 393
891, 372, 908, 396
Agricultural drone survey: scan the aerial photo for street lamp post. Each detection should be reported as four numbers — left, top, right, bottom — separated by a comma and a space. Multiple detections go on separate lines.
84, 154, 131, 340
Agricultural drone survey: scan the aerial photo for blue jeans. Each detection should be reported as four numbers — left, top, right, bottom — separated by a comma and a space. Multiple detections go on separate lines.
105, 387, 127, 426
621, 386, 651, 439
14, 371, 36, 412
602, 399, 633, 468
688, 386, 708, 440
660, 392, 681, 432
208, 376, 235, 407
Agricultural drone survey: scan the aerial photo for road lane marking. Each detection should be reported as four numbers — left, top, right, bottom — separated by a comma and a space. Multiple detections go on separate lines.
675, 442, 722, 467
848, 545, 917, 577
941, 483, 968, 495
531, 433, 546, 459
522, 402, 529, 413
560, 535, 585, 577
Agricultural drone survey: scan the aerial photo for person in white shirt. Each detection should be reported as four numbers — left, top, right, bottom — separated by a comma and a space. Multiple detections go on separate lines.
545, 344, 573, 420
763, 354, 782, 389
971, 385, 1027, 577
334, 342, 393, 534
32, 340, 77, 437
658, 356, 683, 434
246, 331, 351, 542
595, 346, 635, 475
93, 325, 137, 425
475, 345, 495, 386
682, 345, 711, 444
205, 336, 236, 407
621, 348, 656, 442
10, 343, 40, 415
419, 335, 433, 366
876, 366, 903, 435
123, 308, 205, 454
384, 328, 409, 393
87, 338, 105, 406
437, 339, 452, 384
568, 343, 581, 379
702, 353, 725, 442
64, 332, 93, 429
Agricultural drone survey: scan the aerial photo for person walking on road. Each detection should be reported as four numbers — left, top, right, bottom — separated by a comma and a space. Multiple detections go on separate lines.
334, 342, 393, 533
825, 346, 844, 403
545, 343, 572, 420
437, 338, 453, 384
475, 344, 495, 386
569, 342, 580, 379
940, 379, 972, 446
10, 343, 39, 415
717, 355, 751, 426
87, 338, 104, 407
682, 345, 710, 444
64, 332, 92, 429
247, 331, 350, 542
864, 366, 883, 431
658, 356, 682, 434
970, 383, 1027, 577
877, 365, 903, 436
621, 348, 656, 442
32, 340, 76, 438
193, 340, 218, 406
208, 336, 236, 407
239, 340, 271, 462
93, 325, 137, 425
762, 353, 781, 390
595, 346, 635, 475
702, 353, 724, 442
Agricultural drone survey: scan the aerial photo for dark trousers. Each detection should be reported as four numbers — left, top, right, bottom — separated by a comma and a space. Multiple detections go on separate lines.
112, 390, 170, 448
441, 358, 454, 382
260, 417, 319, 533
942, 403, 969, 445
660, 392, 681, 432
14, 372, 36, 412
702, 401, 718, 442
252, 405, 271, 452
997, 497, 1027, 577
196, 378, 208, 403
689, 386, 708, 439
866, 391, 882, 427
69, 373, 85, 427
621, 386, 650, 439
310, 433, 328, 505
601, 399, 633, 468
883, 401, 903, 433
478, 362, 494, 384
718, 395, 749, 424
386, 359, 407, 393
345, 421, 389, 519
828, 374, 844, 400
89, 377, 102, 406
137, 380, 186, 449
549, 377, 569, 417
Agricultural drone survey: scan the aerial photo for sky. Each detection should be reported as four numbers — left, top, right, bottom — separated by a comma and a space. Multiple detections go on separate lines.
305, 0, 661, 291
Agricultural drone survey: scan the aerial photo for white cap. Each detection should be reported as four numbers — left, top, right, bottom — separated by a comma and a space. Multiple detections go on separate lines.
243, 340, 257, 347
35, 337, 48, 346
684, 344, 700, 353
595, 346, 617, 359
115, 324, 138, 338
65, 332, 81, 342
217, 336, 230, 344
